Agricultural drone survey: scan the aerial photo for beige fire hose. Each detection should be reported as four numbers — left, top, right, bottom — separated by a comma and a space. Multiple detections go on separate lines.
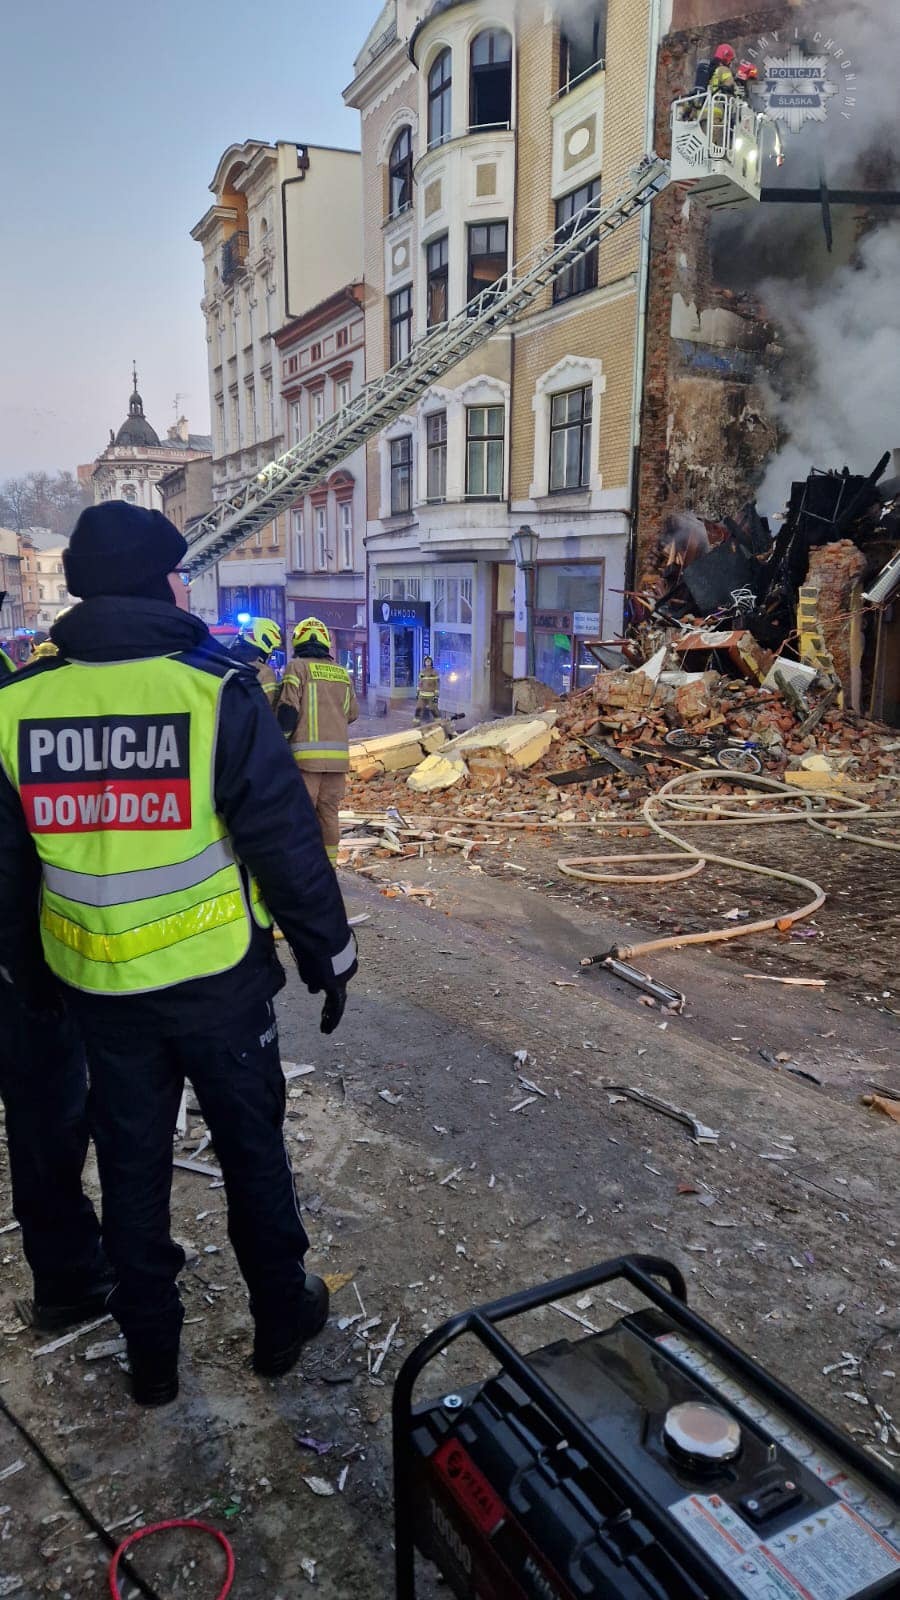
557, 771, 900, 961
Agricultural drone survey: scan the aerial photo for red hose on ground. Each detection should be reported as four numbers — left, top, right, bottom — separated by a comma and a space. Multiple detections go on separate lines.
108, 1519, 235, 1600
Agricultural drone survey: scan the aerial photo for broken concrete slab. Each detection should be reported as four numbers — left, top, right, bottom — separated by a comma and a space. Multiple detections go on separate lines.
407, 754, 467, 793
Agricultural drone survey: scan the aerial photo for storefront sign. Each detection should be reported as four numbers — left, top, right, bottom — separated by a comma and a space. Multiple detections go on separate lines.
573, 611, 600, 636
373, 598, 431, 627
534, 611, 572, 632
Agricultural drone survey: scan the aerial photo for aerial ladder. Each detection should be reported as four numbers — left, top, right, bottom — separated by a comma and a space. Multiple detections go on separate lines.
184, 97, 781, 580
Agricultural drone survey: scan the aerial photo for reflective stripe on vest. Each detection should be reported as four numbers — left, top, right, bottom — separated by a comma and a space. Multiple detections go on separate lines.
291, 741, 348, 763
0, 656, 271, 995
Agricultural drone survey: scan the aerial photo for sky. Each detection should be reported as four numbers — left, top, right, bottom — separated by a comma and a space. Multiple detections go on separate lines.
0, 0, 376, 479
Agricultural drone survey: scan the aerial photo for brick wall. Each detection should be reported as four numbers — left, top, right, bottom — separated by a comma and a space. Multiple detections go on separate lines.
806, 540, 867, 697
635, 3, 791, 582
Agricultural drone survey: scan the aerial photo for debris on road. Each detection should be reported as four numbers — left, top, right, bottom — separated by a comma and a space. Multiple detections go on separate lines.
604, 1085, 720, 1145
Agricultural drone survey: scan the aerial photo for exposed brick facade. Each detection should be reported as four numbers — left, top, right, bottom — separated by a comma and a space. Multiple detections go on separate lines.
806, 540, 867, 700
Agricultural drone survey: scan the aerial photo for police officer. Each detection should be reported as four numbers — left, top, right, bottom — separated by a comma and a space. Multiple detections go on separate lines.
229, 617, 282, 707
277, 617, 359, 866
0, 502, 358, 1406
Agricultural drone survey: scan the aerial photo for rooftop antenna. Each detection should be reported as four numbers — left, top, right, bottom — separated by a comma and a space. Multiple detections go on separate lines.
174, 392, 188, 417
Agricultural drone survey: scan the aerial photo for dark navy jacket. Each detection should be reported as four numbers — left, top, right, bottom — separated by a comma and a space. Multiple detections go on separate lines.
0, 597, 356, 1032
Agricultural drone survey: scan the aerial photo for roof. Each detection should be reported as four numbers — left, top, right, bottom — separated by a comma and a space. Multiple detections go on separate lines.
114, 367, 160, 448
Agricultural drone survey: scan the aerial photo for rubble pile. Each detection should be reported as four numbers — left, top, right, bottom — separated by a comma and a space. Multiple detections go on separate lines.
343, 649, 897, 856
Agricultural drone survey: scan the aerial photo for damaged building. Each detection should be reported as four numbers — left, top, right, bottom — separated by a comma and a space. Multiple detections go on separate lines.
634, 0, 900, 723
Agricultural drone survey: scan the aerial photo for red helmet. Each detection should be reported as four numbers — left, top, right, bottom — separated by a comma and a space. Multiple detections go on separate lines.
737, 60, 759, 81
713, 43, 736, 65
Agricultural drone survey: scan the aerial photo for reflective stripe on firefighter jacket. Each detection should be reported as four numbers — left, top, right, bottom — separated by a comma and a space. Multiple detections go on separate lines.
257, 660, 278, 701
0, 656, 271, 996
417, 668, 440, 704
277, 657, 359, 772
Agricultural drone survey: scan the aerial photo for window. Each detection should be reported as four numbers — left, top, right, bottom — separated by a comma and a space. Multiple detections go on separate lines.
311, 341, 322, 362
467, 221, 508, 305
337, 377, 352, 410
246, 385, 256, 444
389, 286, 413, 365
549, 386, 592, 491
390, 435, 412, 515
559, 3, 607, 93
428, 49, 452, 147
312, 388, 325, 428
256, 527, 263, 548
426, 411, 447, 501
432, 575, 473, 624
389, 126, 413, 216
38, 586, 45, 600
554, 180, 600, 302
290, 398, 302, 444
465, 406, 504, 497
293, 510, 304, 570
336, 325, 349, 350
339, 502, 353, 569
426, 234, 449, 327
121, 485, 137, 504
470, 29, 512, 128
216, 402, 225, 454
315, 505, 327, 568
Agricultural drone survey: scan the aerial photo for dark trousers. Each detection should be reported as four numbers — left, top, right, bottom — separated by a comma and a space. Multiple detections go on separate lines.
80, 999, 310, 1348
0, 1002, 105, 1304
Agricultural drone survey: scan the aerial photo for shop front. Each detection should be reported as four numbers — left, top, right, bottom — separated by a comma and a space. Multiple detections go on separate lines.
531, 561, 605, 697
372, 596, 431, 704
288, 596, 367, 691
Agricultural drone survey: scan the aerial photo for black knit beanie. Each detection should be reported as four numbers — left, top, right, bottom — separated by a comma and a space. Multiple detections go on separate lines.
65, 502, 188, 602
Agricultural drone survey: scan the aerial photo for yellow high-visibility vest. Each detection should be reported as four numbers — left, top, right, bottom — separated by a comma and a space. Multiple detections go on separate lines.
0, 656, 270, 995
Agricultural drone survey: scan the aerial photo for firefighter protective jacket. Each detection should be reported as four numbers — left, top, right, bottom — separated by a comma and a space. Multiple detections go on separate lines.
229, 636, 278, 704
277, 655, 359, 772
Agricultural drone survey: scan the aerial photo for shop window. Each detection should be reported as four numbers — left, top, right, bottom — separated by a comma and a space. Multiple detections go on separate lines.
315, 505, 327, 568
377, 578, 391, 598
339, 501, 353, 569
389, 286, 413, 366
549, 385, 592, 491
559, 3, 607, 94
428, 49, 452, 148
390, 435, 412, 515
426, 411, 447, 501
536, 561, 601, 613
433, 631, 472, 704
389, 126, 413, 217
465, 405, 504, 498
554, 180, 600, 302
426, 234, 449, 328
470, 29, 512, 129
467, 221, 508, 306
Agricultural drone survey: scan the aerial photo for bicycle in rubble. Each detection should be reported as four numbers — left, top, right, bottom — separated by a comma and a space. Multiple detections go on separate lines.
664, 726, 763, 774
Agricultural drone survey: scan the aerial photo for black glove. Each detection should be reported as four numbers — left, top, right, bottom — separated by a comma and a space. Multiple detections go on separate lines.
320, 985, 347, 1035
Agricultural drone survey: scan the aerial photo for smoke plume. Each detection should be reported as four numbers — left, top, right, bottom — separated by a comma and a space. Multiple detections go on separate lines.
757, 225, 900, 513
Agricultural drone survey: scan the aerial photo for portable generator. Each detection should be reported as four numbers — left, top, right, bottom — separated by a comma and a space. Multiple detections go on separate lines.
392, 1254, 900, 1599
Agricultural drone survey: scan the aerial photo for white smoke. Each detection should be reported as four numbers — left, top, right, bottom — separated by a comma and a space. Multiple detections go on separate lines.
757, 225, 900, 514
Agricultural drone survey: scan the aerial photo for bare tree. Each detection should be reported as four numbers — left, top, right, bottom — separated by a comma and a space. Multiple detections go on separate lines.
0, 471, 91, 538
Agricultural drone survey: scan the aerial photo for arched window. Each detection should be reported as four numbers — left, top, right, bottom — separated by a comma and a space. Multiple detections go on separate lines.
389, 127, 413, 216
428, 49, 452, 148
470, 29, 512, 129
121, 484, 138, 504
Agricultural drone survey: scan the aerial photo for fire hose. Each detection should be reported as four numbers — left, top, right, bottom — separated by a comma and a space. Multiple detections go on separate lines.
557, 770, 900, 960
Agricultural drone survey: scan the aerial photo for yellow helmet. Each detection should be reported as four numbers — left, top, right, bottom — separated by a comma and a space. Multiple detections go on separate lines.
293, 616, 332, 653
245, 617, 282, 657
30, 639, 59, 660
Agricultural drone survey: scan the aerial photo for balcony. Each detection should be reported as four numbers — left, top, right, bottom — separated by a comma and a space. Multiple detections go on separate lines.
221, 231, 249, 286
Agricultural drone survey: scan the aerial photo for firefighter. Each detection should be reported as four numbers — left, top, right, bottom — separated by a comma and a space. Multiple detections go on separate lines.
0, 502, 358, 1406
229, 617, 282, 706
414, 656, 441, 723
277, 618, 359, 866
709, 42, 737, 95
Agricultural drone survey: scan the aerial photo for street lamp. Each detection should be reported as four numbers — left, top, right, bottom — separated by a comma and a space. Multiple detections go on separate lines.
511, 525, 538, 678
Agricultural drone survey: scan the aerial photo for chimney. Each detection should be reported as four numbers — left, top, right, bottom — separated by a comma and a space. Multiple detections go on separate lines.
177, 415, 190, 443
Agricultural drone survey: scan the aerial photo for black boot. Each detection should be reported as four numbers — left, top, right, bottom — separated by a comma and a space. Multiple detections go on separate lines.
30, 1276, 115, 1333
128, 1343, 180, 1406
253, 1274, 330, 1378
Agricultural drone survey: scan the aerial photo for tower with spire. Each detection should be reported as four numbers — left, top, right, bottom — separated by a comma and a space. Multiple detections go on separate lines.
91, 363, 212, 510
